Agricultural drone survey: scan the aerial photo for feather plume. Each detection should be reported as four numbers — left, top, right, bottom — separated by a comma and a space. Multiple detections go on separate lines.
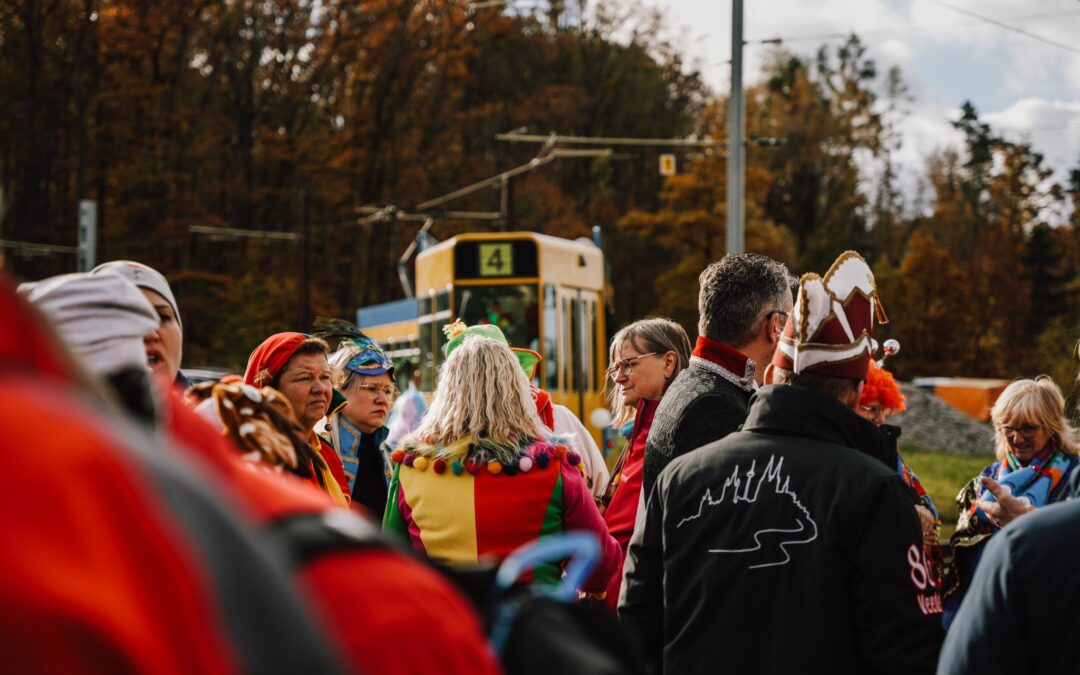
311, 316, 376, 350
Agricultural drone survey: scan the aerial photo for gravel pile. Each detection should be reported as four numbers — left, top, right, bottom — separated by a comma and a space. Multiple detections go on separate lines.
889, 383, 995, 457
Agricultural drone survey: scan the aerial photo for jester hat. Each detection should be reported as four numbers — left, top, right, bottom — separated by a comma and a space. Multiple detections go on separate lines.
771, 250, 888, 380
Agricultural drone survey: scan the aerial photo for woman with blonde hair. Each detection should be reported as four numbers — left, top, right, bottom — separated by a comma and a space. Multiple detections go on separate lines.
383, 323, 620, 593
597, 317, 690, 606
942, 375, 1080, 628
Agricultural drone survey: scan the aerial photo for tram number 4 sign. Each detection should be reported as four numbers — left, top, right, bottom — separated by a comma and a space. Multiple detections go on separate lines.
479, 243, 514, 277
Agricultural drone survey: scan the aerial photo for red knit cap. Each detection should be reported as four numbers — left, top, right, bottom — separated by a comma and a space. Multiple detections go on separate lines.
860, 360, 906, 412
243, 332, 308, 387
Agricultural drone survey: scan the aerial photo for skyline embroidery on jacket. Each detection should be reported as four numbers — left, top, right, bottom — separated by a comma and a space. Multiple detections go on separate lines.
677, 455, 818, 569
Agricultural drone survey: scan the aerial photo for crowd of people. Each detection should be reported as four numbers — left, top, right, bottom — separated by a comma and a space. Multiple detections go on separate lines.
3, 249, 1080, 674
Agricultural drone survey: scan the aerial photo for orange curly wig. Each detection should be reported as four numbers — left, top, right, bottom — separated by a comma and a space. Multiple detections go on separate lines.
860, 360, 906, 412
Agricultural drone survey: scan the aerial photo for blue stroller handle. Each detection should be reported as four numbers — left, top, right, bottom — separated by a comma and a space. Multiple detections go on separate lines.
495, 531, 601, 602
489, 532, 602, 655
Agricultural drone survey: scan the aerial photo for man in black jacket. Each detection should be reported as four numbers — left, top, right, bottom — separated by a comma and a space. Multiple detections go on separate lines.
642, 253, 793, 499
620, 252, 943, 675
936, 497, 1080, 674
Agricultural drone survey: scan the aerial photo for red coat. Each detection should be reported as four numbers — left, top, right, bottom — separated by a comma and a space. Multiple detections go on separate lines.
603, 398, 659, 607
0, 381, 242, 675
166, 393, 501, 675
0, 280, 245, 673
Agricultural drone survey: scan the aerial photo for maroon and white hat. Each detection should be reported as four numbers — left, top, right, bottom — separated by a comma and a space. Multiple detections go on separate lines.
771, 251, 888, 380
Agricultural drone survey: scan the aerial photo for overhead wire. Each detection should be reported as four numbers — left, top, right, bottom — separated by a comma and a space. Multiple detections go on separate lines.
915, 1, 1080, 57
746, 8, 1080, 46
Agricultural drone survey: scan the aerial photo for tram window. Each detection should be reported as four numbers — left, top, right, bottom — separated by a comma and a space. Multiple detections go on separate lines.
418, 295, 435, 391
434, 288, 451, 368
436, 316, 450, 364
543, 284, 558, 391
562, 297, 572, 391
453, 284, 538, 356
570, 297, 583, 394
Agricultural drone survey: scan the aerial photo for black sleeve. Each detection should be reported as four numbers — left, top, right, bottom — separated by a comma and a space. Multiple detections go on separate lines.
937, 529, 1025, 674
642, 394, 744, 499
850, 478, 944, 674
618, 479, 666, 675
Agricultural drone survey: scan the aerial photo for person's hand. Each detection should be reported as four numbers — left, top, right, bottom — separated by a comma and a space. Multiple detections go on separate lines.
976, 476, 1036, 528
914, 505, 936, 539
595, 498, 607, 516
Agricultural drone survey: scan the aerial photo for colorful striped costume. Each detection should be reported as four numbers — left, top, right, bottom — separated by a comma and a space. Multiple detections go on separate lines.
383, 438, 620, 591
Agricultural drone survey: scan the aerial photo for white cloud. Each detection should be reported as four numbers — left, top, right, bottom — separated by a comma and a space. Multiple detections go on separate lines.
985, 98, 1080, 177
653, 0, 1080, 183
877, 38, 913, 71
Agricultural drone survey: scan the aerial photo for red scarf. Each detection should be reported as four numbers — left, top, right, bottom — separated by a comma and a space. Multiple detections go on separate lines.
244, 332, 308, 386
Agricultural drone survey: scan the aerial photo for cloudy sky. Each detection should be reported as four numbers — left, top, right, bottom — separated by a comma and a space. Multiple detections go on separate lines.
655, 0, 1080, 204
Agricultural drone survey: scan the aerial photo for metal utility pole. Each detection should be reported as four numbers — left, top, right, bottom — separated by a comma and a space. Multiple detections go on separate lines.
77, 200, 97, 272
726, 0, 745, 254
499, 177, 513, 231
299, 190, 311, 328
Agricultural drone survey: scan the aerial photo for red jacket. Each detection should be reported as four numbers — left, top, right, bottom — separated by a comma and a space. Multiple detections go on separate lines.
166, 393, 501, 675
0, 279, 334, 674
0, 381, 243, 675
603, 398, 660, 607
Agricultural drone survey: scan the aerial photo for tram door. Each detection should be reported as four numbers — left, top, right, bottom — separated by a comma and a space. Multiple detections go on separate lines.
556, 287, 601, 423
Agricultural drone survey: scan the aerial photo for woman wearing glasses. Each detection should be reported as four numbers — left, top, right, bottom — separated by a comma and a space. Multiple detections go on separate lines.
856, 360, 940, 542
942, 376, 1080, 628
317, 321, 400, 521
597, 318, 691, 607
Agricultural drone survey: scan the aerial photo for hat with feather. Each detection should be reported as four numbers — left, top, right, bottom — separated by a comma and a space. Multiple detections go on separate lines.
771, 250, 888, 380
312, 317, 394, 377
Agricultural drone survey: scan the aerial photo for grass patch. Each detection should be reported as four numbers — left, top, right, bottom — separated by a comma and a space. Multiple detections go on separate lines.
901, 448, 992, 543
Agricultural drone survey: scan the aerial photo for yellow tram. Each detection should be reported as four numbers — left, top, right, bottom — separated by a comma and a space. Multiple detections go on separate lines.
359, 231, 609, 445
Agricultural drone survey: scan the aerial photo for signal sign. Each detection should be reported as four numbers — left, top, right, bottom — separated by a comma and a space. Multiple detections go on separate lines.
659, 154, 676, 176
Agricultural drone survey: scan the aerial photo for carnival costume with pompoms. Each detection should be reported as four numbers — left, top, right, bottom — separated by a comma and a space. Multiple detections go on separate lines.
383, 437, 607, 584
382, 321, 620, 592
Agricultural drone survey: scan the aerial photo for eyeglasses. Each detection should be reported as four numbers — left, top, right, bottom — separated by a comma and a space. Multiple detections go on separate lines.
859, 404, 886, 419
998, 423, 1042, 438
356, 383, 399, 400
606, 352, 658, 379
768, 310, 789, 322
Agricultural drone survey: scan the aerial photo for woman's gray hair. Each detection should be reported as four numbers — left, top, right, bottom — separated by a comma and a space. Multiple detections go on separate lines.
606, 317, 692, 427
991, 376, 1079, 460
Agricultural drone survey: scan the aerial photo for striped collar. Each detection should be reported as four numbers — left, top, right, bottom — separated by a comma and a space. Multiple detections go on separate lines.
691, 336, 756, 392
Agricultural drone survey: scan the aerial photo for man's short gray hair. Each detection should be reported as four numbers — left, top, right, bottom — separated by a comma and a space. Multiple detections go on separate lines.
698, 253, 793, 346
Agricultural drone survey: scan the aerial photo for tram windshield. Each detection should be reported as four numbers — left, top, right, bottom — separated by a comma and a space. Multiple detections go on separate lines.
453, 284, 539, 356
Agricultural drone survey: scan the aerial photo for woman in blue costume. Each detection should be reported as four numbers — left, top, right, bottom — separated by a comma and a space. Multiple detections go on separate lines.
942, 376, 1080, 628
314, 319, 398, 521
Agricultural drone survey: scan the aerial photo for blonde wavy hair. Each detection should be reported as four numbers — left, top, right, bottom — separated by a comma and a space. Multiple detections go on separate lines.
404, 335, 546, 457
606, 317, 691, 427
991, 376, 1079, 461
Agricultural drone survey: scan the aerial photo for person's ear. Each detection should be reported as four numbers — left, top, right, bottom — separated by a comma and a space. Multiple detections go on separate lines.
769, 313, 785, 344
663, 351, 676, 379
762, 362, 776, 385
